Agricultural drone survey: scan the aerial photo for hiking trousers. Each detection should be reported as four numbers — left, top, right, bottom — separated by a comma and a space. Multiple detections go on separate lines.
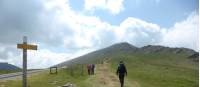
118, 74, 125, 87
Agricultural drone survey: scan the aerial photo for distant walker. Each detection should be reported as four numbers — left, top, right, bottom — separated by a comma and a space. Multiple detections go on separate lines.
86, 64, 95, 75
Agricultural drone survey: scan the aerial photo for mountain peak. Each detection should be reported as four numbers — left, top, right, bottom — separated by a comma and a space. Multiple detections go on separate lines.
108, 42, 138, 52
116, 42, 132, 45
110, 42, 137, 48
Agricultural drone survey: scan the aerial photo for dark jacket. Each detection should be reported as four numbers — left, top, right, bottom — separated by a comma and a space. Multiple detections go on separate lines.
116, 63, 127, 75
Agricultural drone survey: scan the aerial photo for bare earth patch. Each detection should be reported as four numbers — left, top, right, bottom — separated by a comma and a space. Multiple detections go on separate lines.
86, 62, 139, 87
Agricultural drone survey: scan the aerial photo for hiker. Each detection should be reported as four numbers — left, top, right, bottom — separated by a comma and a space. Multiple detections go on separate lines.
87, 64, 91, 75
91, 64, 95, 75
116, 61, 127, 87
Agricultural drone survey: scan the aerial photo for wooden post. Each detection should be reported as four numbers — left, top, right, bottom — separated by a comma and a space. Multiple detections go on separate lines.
56, 67, 57, 74
22, 37, 27, 87
17, 36, 37, 87
81, 65, 84, 76
70, 66, 74, 76
50, 67, 57, 74
49, 67, 51, 74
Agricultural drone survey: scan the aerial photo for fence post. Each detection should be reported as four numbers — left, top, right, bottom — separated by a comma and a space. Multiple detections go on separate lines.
81, 64, 84, 75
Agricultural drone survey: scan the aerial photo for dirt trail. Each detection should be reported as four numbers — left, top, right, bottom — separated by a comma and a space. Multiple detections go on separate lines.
86, 62, 139, 87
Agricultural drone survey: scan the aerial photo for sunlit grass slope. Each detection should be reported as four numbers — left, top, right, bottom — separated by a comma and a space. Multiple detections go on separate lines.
0, 65, 89, 87
110, 52, 198, 87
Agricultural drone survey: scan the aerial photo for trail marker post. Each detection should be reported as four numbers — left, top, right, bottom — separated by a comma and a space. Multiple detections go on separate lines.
17, 36, 37, 87
50, 67, 58, 74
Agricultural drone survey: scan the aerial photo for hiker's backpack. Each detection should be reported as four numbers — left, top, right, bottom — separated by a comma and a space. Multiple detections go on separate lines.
118, 64, 126, 73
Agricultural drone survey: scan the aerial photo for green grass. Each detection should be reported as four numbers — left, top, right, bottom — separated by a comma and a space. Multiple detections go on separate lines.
110, 53, 199, 87
0, 70, 21, 75
0, 52, 198, 87
0, 65, 90, 87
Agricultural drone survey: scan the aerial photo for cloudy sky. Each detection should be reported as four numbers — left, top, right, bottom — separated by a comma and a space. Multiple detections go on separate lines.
0, 0, 199, 69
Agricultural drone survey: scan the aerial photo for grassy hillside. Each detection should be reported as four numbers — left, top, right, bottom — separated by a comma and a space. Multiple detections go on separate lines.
0, 63, 21, 74
109, 52, 198, 87
0, 70, 21, 75
56, 42, 198, 67
0, 65, 90, 87
56, 42, 198, 87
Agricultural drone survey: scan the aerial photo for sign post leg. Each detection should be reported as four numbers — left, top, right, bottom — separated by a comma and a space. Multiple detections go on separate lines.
23, 49, 27, 87
22, 36, 27, 87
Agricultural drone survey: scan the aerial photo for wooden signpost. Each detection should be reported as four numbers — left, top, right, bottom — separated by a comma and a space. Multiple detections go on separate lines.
17, 36, 37, 87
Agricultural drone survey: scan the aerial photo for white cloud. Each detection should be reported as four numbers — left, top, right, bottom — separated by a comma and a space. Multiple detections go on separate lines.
113, 17, 164, 47
27, 49, 69, 69
84, 0, 124, 14
8, 49, 71, 69
7, 46, 95, 69
160, 12, 199, 51
0, 0, 198, 69
107, 0, 124, 14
